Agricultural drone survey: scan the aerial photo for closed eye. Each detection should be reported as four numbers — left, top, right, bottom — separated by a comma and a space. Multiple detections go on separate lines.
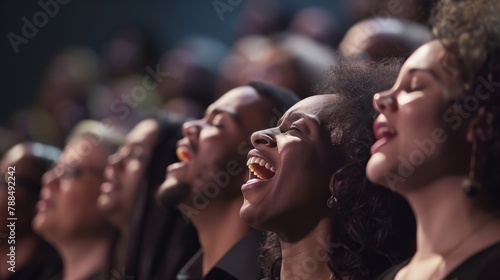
409, 85, 426, 92
407, 74, 430, 93
209, 113, 224, 127
284, 125, 301, 135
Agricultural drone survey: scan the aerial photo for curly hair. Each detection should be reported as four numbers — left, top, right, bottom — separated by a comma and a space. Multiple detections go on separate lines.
259, 58, 416, 280
431, 0, 500, 208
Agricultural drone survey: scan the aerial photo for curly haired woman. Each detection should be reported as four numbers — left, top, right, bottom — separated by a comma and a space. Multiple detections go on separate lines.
240, 59, 416, 280
369, 0, 500, 279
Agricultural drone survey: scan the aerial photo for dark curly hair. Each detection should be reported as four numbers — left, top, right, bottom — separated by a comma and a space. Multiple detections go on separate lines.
431, 0, 500, 208
259, 58, 416, 280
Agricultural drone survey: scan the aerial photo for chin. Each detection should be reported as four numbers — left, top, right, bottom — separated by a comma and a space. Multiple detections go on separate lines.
156, 177, 191, 207
97, 194, 114, 212
32, 214, 47, 234
240, 201, 272, 231
366, 153, 387, 182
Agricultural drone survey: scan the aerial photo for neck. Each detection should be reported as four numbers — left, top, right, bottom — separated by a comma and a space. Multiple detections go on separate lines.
0, 233, 40, 279
404, 176, 500, 255
188, 196, 250, 276
279, 217, 332, 280
54, 234, 110, 280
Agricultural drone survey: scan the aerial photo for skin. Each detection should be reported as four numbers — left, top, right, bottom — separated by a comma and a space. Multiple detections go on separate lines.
367, 40, 467, 191
157, 86, 278, 275
367, 40, 500, 280
0, 144, 50, 278
33, 136, 112, 280
159, 86, 278, 206
241, 95, 335, 239
240, 95, 339, 280
98, 119, 159, 232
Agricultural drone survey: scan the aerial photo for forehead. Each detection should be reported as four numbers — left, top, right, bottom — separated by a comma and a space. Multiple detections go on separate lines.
125, 119, 159, 145
0, 145, 28, 170
284, 95, 337, 123
401, 40, 459, 83
208, 86, 264, 113
404, 41, 444, 69
61, 136, 107, 166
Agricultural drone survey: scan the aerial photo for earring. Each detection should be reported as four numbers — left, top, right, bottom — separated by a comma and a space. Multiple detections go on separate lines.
463, 140, 481, 197
327, 196, 337, 208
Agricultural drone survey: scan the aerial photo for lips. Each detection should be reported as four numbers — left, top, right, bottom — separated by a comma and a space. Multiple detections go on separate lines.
100, 181, 116, 194
36, 188, 53, 212
176, 138, 195, 163
371, 118, 397, 154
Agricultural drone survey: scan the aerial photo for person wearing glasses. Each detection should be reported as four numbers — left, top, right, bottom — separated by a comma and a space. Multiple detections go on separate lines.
0, 142, 62, 280
32, 120, 123, 280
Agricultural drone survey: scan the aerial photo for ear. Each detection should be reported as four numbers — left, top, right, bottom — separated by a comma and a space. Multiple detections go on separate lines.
328, 176, 342, 194
466, 106, 494, 143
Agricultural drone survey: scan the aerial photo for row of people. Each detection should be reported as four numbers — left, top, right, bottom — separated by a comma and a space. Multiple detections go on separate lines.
2, 0, 500, 279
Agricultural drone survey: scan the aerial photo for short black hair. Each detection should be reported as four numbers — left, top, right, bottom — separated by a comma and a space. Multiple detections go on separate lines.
247, 80, 300, 125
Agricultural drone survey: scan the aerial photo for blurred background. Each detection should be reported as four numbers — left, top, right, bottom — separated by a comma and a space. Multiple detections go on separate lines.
0, 0, 433, 152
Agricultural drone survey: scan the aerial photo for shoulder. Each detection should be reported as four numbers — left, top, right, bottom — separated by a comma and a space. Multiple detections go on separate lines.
446, 241, 500, 280
376, 260, 409, 280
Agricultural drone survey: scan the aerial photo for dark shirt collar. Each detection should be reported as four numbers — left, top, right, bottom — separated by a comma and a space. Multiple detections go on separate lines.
177, 230, 263, 280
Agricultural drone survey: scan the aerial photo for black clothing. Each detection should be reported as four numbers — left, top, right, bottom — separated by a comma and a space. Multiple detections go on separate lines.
377, 241, 500, 280
177, 230, 263, 280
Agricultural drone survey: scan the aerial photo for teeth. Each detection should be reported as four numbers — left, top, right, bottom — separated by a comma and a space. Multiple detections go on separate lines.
379, 126, 396, 135
246, 156, 276, 179
176, 147, 191, 162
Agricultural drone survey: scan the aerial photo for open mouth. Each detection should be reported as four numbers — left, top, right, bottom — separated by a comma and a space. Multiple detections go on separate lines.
374, 124, 397, 140
371, 119, 398, 154
176, 146, 192, 163
247, 156, 276, 180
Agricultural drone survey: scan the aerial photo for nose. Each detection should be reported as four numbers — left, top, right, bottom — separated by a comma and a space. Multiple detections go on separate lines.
107, 150, 124, 170
373, 92, 397, 112
251, 128, 277, 148
182, 119, 203, 138
41, 169, 59, 192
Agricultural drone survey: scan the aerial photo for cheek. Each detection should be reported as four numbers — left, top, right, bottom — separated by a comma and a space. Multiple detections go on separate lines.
277, 146, 329, 204
122, 162, 146, 191
122, 180, 140, 208
202, 136, 245, 165
59, 182, 101, 222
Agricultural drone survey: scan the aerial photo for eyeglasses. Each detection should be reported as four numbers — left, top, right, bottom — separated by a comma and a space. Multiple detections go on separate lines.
49, 164, 103, 181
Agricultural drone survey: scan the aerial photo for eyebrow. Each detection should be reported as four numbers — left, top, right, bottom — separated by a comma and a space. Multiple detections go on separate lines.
278, 112, 321, 127
408, 68, 442, 82
211, 108, 241, 124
